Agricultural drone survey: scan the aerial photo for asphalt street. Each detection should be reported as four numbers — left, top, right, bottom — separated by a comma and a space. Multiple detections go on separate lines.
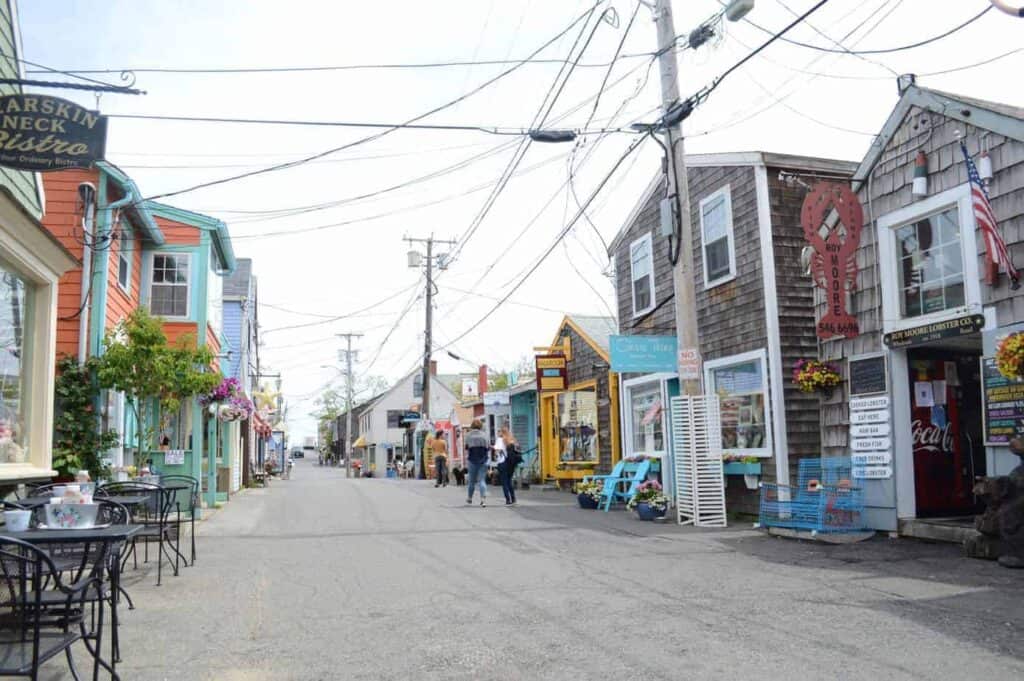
48, 459, 1024, 681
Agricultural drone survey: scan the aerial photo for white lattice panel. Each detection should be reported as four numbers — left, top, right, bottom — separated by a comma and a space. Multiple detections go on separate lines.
671, 395, 726, 527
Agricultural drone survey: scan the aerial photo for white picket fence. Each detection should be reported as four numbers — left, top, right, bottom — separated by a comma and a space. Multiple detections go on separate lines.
671, 395, 727, 527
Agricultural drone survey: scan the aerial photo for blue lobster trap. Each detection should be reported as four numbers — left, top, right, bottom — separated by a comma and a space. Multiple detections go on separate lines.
759, 457, 865, 533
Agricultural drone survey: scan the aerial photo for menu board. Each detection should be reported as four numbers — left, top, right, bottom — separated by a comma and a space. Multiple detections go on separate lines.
981, 357, 1024, 445
849, 356, 887, 396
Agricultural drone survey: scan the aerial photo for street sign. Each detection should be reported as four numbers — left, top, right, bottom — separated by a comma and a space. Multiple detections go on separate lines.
678, 348, 702, 381
851, 437, 892, 452
535, 354, 568, 392
852, 452, 891, 466
853, 465, 893, 479
850, 395, 889, 412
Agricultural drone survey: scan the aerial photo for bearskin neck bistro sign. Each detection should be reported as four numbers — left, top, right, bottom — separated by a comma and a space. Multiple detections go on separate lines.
0, 94, 107, 172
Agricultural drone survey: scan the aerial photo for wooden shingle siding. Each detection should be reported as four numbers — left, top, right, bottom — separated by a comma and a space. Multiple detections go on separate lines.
0, 0, 42, 218
561, 324, 614, 474
817, 106, 1024, 456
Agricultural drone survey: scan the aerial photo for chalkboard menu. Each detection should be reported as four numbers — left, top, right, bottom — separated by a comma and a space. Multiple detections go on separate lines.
982, 357, 1024, 445
849, 356, 887, 396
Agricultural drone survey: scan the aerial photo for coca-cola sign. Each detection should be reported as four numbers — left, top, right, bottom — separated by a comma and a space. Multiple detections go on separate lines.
911, 418, 954, 455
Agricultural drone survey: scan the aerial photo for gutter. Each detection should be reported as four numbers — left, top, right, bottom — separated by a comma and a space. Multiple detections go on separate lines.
97, 162, 164, 247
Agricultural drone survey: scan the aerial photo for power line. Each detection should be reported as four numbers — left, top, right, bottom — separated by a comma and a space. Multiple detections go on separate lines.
133, 2, 605, 205
260, 283, 420, 334
735, 4, 992, 55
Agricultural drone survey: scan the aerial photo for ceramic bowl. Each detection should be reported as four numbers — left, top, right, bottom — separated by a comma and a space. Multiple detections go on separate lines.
44, 503, 99, 529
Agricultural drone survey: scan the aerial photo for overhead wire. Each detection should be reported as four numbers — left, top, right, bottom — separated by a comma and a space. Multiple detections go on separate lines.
260, 282, 420, 334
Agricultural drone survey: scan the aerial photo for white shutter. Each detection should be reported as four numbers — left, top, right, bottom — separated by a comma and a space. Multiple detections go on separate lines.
671, 395, 727, 527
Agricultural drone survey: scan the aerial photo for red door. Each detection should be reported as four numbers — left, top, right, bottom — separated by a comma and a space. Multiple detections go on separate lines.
909, 357, 973, 516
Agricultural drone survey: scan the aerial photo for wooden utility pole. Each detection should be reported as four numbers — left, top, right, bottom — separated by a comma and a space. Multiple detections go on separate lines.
655, 0, 702, 395
337, 333, 362, 478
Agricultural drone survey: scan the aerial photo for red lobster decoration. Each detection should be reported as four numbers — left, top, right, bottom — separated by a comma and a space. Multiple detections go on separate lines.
801, 182, 863, 339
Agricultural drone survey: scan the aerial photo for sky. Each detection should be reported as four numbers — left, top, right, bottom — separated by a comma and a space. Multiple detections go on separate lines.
17, 0, 1024, 439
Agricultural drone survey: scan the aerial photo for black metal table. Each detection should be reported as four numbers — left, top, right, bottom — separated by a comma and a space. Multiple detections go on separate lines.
0, 524, 143, 679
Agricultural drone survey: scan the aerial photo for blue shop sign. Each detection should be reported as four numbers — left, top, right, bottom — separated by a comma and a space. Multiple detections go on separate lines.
609, 335, 678, 373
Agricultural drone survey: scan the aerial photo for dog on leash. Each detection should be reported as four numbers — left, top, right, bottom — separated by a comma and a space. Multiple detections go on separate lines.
451, 466, 466, 486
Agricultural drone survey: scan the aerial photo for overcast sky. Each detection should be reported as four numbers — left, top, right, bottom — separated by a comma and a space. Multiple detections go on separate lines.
18, 0, 1023, 439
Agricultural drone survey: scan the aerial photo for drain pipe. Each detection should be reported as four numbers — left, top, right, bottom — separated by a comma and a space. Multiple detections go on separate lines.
76, 183, 96, 364
86, 182, 137, 358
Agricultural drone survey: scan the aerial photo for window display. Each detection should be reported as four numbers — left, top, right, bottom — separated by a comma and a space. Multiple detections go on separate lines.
0, 264, 30, 464
558, 387, 598, 461
707, 353, 769, 456
896, 207, 964, 319
629, 383, 664, 455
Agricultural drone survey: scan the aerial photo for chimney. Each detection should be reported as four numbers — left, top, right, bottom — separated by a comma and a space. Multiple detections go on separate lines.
430, 360, 438, 376
478, 365, 488, 396
897, 73, 916, 95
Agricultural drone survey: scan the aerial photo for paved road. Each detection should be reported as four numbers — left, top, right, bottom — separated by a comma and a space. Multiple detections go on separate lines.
54, 459, 1024, 680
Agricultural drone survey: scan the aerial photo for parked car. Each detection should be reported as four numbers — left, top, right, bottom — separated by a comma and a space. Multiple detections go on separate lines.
291, 447, 304, 459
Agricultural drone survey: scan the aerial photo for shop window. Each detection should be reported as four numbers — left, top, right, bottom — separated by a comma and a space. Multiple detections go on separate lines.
895, 207, 965, 319
627, 382, 664, 455
117, 227, 131, 292
629, 233, 654, 316
700, 185, 735, 288
705, 350, 771, 457
149, 252, 190, 318
0, 265, 31, 464
557, 386, 598, 462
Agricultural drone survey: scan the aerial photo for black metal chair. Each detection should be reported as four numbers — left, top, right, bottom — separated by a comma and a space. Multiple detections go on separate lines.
158, 475, 200, 566
96, 482, 179, 586
0, 536, 108, 681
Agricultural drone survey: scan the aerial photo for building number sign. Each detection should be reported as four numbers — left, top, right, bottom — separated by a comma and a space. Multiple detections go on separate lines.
801, 181, 863, 339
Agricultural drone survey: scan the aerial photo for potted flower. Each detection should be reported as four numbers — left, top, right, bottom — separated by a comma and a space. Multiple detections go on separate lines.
996, 332, 1024, 381
574, 480, 602, 509
793, 359, 842, 397
627, 480, 668, 520
200, 378, 254, 422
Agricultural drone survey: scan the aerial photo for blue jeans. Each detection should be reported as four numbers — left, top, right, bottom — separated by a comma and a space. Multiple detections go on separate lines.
466, 460, 487, 501
498, 463, 515, 503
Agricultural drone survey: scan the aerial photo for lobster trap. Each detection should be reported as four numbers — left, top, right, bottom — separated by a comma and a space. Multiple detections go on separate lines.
759, 457, 865, 534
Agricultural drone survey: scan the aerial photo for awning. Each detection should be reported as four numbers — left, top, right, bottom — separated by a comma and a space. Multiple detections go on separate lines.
353, 436, 368, 448
252, 413, 272, 439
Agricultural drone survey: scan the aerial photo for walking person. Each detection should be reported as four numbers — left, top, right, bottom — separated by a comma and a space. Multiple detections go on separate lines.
432, 430, 449, 487
464, 420, 490, 507
497, 427, 523, 505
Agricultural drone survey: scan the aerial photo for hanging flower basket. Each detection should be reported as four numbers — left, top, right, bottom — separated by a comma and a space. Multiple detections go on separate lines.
200, 378, 254, 422
792, 359, 842, 396
995, 332, 1024, 381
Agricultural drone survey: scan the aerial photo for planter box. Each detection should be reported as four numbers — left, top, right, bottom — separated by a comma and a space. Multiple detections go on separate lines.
723, 462, 762, 476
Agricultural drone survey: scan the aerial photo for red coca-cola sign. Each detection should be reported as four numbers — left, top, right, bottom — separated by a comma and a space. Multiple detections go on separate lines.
801, 182, 863, 339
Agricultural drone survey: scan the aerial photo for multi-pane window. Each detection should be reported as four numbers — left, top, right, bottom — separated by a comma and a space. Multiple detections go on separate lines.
629, 383, 664, 455
0, 264, 30, 464
895, 207, 965, 318
700, 186, 735, 286
150, 253, 190, 318
117, 228, 131, 291
630, 233, 654, 316
706, 351, 769, 457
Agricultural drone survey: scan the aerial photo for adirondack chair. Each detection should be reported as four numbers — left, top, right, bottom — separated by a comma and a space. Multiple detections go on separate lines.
581, 460, 626, 487
599, 460, 652, 511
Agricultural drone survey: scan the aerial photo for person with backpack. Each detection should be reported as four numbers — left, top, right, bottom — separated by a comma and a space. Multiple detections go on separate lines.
497, 427, 523, 506
464, 420, 490, 507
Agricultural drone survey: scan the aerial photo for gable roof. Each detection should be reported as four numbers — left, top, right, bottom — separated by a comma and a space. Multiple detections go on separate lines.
362, 369, 460, 414
553, 314, 617, 361
852, 84, 1024, 185
144, 201, 237, 274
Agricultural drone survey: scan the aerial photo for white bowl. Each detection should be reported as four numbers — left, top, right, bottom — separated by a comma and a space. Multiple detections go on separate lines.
44, 503, 99, 529
4, 509, 31, 532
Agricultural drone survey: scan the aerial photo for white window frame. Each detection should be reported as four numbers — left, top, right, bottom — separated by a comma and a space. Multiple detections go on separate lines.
621, 373, 674, 460
147, 251, 191, 320
703, 348, 772, 458
699, 184, 736, 289
877, 183, 982, 336
629, 232, 655, 317
116, 227, 131, 293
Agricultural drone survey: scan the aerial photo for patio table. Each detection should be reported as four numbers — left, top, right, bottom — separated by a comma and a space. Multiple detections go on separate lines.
0, 524, 143, 680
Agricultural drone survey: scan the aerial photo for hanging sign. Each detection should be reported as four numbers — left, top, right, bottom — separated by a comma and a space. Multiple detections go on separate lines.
981, 356, 1024, 445
853, 465, 892, 479
852, 452, 891, 466
883, 314, 985, 348
849, 355, 887, 396
609, 335, 678, 373
801, 182, 863, 339
678, 348, 702, 381
535, 354, 568, 392
0, 94, 107, 171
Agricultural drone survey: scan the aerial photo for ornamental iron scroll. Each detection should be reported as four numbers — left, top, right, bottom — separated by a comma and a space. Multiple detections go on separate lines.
801, 181, 863, 339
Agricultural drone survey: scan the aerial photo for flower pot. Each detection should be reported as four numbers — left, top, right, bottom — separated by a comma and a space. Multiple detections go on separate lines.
577, 493, 599, 509
744, 474, 760, 490
635, 502, 666, 521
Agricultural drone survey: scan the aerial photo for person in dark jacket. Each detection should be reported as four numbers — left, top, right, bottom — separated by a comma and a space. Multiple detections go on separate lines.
464, 420, 490, 507
496, 427, 523, 505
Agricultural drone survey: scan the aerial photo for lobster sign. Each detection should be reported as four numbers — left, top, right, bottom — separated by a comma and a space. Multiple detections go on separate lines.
801, 182, 863, 339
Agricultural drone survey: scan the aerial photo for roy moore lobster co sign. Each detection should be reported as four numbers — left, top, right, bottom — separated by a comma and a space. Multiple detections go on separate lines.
0, 95, 107, 172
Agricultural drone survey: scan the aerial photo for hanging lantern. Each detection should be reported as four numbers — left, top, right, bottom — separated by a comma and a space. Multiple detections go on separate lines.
978, 150, 994, 182
912, 151, 928, 197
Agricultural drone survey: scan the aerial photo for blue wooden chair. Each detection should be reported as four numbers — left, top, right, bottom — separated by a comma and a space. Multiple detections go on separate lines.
581, 460, 626, 487
599, 460, 652, 511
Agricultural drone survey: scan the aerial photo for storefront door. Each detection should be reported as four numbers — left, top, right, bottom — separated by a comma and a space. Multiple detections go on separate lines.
540, 393, 559, 478
907, 348, 984, 517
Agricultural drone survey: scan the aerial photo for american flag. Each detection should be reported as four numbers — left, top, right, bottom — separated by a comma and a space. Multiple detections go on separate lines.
961, 141, 1019, 289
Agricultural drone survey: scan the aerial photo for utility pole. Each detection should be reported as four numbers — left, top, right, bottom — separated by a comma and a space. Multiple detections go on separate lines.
655, 0, 702, 396
337, 333, 362, 479
405, 235, 456, 479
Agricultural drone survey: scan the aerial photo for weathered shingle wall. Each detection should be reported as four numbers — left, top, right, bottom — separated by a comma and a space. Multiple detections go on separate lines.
562, 323, 614, 474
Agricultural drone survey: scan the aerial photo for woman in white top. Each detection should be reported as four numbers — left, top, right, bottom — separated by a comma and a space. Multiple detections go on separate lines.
491, 434, 507, 467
